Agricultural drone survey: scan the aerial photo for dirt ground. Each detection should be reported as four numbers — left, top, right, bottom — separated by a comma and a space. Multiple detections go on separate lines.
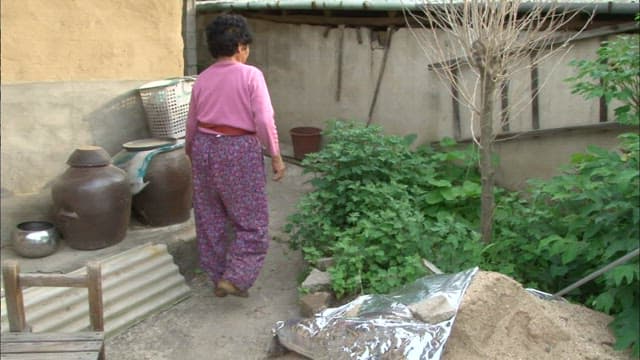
106, 159, 311, 360
105, 240, 308, 360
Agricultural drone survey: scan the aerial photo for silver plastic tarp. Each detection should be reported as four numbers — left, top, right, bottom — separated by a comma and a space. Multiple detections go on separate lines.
273, 267, 479, 360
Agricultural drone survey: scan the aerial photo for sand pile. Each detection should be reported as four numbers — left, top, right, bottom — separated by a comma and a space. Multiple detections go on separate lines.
443, 271, 631, 360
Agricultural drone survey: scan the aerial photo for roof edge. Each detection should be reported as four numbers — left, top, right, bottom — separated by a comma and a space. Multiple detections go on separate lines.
196, 1, 640, 14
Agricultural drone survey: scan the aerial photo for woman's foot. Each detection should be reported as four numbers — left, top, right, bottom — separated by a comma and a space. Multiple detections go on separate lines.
217, 279, 249, 298
214, 286, 228, 297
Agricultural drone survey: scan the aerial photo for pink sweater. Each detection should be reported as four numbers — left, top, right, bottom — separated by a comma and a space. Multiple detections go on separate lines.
185, 60, 280, 156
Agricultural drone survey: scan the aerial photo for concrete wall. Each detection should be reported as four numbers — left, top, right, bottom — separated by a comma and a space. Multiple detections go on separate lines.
494, 127, 627, 190
196, 16, 630, 187
1, 0, 185, 245
197, 18, 455, 144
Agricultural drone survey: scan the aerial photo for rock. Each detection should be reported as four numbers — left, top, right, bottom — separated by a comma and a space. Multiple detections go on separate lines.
314, 257, 334, 271
301, 268, 331, 293
299, 291, 333, 317
408, 294, 456, 324
265, 334, 290, 358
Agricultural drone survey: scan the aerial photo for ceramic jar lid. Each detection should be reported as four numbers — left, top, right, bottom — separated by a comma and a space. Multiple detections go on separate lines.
122, 138, 176, 151
66, 146, 111, 167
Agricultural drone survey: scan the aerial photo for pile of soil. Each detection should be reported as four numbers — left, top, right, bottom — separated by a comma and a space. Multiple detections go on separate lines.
443, 271, 630, 360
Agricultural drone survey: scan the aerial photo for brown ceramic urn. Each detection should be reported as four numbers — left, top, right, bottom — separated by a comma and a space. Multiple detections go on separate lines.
122, 138, 193, 227
51, 146, 131, 250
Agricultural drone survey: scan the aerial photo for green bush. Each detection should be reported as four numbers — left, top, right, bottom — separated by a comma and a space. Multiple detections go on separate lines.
489, 133, 639, 356
562, 27, 640, 356
285, 120, 482, 296
566, 29, 639, 126
285, 119, 639, 356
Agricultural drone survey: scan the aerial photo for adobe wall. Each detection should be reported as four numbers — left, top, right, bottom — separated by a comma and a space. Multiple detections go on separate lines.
1, 0, 185, 245
1, 0, 183, 82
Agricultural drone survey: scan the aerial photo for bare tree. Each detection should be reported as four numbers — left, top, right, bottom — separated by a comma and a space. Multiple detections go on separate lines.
405, 0, 593, 243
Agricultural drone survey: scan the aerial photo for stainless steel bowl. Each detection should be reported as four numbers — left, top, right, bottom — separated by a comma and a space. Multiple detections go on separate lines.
12, 221, 59, 258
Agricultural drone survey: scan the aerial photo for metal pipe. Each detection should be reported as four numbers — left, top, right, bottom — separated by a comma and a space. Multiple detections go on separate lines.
367, 26, 395, 126
553, 248, 640, 299
197, 0, 425, 12
518, 2, 640, 16
197, 0, 640, 15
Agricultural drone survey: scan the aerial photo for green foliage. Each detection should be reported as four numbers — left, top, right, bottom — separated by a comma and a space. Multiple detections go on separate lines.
563, 31, 640, 354
491, 133, 640, 356
285, 119, 639, 356
285, 120, 482, 297
566, 31, 640, 125
490, 29, 640, 355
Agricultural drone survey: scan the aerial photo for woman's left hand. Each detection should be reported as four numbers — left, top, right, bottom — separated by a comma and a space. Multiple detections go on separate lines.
271, 155, 286, 181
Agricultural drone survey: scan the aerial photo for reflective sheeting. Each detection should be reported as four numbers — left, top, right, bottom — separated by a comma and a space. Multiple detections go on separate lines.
274, 267, 478, 359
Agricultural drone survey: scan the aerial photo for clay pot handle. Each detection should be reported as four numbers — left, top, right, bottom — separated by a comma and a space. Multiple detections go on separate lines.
57, 209, 79, 220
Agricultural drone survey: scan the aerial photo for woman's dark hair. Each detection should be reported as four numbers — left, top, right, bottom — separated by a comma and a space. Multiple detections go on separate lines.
206, 14, 253, 58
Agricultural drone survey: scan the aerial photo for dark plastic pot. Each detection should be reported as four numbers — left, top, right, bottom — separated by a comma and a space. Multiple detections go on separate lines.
290, 127, 322, 160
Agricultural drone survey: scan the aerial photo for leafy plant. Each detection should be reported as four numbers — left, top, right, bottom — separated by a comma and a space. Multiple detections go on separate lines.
561, 23, 640, 355
566, 26, 640, 126
285, 118, 639, 355
285, 120, 482, 297
511, 133, 638, 356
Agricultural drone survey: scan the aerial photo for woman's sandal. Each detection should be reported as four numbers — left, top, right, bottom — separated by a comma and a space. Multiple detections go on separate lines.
214, 287, 228, 297
217, 279, 249, 298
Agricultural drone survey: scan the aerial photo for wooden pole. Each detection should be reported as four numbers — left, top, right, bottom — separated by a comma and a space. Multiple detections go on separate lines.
86, 261, 104, 332
2, 260, 27, 332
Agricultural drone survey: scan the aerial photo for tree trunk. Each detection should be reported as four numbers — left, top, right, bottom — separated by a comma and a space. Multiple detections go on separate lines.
479, 68, 496, 244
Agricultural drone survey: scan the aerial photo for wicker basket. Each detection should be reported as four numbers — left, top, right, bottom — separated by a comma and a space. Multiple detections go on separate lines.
138, 77, 196, 139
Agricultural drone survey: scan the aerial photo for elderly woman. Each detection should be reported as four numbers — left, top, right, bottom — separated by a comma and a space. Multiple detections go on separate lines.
185, 14, 286, 298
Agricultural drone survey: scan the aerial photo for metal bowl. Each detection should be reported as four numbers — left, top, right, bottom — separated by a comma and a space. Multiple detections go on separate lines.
12, 221, 59, 258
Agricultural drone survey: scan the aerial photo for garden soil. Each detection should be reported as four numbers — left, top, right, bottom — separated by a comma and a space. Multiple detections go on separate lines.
443, 270, 630, 360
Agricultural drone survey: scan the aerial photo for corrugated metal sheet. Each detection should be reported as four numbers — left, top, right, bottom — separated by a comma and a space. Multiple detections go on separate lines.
196, 0, 640, 14
1, 243, 192, 338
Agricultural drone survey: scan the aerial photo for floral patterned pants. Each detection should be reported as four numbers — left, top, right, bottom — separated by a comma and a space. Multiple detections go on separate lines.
191, 131, 269, 291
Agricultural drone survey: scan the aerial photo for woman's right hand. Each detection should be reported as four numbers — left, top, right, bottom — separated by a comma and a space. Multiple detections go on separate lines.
271, 155, 286, 181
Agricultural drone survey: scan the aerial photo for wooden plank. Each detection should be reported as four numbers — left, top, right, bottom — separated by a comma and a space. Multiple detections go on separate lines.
422, 259, 444, 275
598, 35, 608, 123
1, 352, 99, 360
501, 80, 510, 132
452, 121, 634, 145
248, 13, 411, 27
530, 58, 540, 130
428, 22, 639, 70
1, 333, 103, 343
547, 22, 639, 48
451, 68, 461, 139
86, 262, 104, 332
19, 274, 87, 288
336, 24, 345, 102
1, 341, 103, 354
2, 261, 27, 332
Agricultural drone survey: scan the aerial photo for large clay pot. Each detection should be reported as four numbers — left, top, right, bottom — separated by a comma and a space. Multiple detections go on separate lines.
123, 139, 193, 227
51, 146, 131, 250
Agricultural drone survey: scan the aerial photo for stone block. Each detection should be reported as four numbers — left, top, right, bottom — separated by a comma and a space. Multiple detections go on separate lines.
314, 257, 334, 271
301, 268, 331, 293
299, 291, 333, 317
408, 294, 456, 324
